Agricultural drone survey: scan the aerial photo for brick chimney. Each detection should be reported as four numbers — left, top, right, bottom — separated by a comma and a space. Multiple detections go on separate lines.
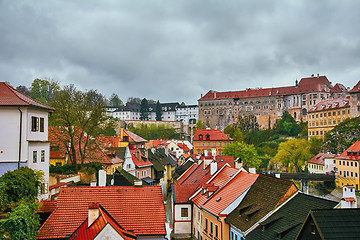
88, 202, 100, 227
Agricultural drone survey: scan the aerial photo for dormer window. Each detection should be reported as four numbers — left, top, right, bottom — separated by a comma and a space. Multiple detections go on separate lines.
206, 134, 210, 140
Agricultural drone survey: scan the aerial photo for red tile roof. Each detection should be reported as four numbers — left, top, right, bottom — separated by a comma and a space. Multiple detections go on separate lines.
38, 200, 57, 213
37, 186, 166, 239
178, 143, 190, 152
331, 83, 347, 93
308, 97, 350, 113
350, 81, 360, 93
343, 197, 356, 202
336, 141, 360, 161
68, 204, 137, 240
308, 153, 336, 165
198, 76, 332, 101
176, 163, 199, 184
0, 82, 54, 111
202, 171, 258, 216
130, 150, 153, 167
49, 182, 67, 190
123, 129, 148, 143
193, 129, 232, 141
173, 184, 198, 203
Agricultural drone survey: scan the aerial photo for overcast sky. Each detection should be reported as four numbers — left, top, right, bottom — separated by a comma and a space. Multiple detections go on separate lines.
1, 0, 360, 104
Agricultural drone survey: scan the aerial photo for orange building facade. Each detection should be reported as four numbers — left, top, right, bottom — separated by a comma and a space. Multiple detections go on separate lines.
193, 129, 233, 156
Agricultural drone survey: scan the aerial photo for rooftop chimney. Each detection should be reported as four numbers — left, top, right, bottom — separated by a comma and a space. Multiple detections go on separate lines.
98, 169, 106, 187
210, 161, 218, 175
134, 180, 143, 187
88, 202, 100, 227
249, 168, 256, 174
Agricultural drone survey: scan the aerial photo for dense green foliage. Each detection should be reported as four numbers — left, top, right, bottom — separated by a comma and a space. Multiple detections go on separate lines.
108, 93, 123, 107
128, 123, 179, 140
0, 167, 42, 212
50, 162, 104, 175
321, 116, 360, 154
30, 78, 60, 104
224, 141, 261, 169
272, 138, 312, 172
274, 111, 302, 136
49, 85, 110, 166
195, 120, 204, 130
0, 201, 40, 240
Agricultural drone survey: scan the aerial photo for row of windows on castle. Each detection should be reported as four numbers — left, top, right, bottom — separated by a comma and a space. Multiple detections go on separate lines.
308, 109, 349, 119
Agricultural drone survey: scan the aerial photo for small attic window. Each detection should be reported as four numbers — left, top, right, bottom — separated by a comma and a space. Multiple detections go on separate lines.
216, 197, 222, 202
199, 134, 203, 140
206, 134, 210, 140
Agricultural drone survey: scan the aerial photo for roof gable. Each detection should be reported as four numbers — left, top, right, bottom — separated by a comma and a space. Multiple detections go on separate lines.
194, 129, 232, 141
37, 186, 166, 239
0, 82, 54, 111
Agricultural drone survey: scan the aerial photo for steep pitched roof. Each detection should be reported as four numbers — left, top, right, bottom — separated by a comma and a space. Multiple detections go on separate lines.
107, 168, 147, 186
349, 80, 360, 93
336, 141, 360, 161
68, 204, 137, 240
246, 193, 338, 240
193, 129, 232, 141
308, 153, 336, 165
331, 83, 348, 93
0, 82, 54, 111
297, 208, 360, 239
176, 163, 199, 184
202, 171, 258, 216
225, 174, 298, 233
191, 165, 239, 208
130, 150, 153, 167
37, 186, 166, 239
123, 129, 148, 143
173, 160, 196, 180
173, 184, 198, 203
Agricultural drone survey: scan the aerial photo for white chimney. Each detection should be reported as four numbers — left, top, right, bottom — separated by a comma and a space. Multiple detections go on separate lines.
210, 161, 218, 175
211, 148, 216, 157
134, 180, 143, 187
98, 169, 106, 187
341, 185, 357, 208
249, 168, 256, 174
88, 202, 100, 227
204, 150, 208, 156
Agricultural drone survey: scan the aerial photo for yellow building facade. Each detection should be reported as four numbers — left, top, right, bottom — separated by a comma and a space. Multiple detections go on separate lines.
308, 98, 350, 139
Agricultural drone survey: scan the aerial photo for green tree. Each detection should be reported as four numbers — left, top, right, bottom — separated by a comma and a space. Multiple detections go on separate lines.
108, 93, 123, 107
273, 138, 312, 172
16, 85, 30, 96
223, 141, 261, 169
140, 98, 149, 120
30, 78, 60, 104
236, 115, 259, 132
309, 137, 323, 155
156, 101, 162, 121
49, 85, 110, 166
127, 97, 142, 104
195, 120, 204, 130
321, 117, 360, 154
0, 167, 42, 212
180, 102, 186, 106
274, 111, 301, 136
0, 200, 40, 240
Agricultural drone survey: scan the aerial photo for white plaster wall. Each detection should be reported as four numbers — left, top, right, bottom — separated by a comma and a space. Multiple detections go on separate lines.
94, 224, 124, 240
174, 222, 192, 234
325, 158, 336, 173
28, 142, 50, 186
193, 205, 203, 239
27, 109, 49, 142
174, 204, 191, 221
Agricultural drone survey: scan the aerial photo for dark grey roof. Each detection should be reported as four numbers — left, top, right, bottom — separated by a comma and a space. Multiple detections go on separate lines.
176, 105, 198, 109
148, 102, 179, 112
226, 174, 297, 233
297, 208, 360, 240
114, 147, 126, 159
172, 160, 195, 179
106, 168, 148, 186
246, 193, 338, 240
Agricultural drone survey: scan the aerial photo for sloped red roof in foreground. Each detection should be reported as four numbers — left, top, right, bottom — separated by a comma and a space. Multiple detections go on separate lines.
68, 204, 137, 240
37, 186, 166, 239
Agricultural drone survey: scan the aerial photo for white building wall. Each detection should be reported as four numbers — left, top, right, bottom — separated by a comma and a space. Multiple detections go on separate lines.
193, 205, 203, 239
174, 204, 192, 234
94, 224, 124, 240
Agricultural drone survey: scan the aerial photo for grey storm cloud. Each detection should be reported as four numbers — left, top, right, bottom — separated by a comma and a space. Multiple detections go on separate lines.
1, 0, 360, 104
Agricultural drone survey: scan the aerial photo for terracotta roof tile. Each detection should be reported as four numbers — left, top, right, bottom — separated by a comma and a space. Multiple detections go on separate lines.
194, 129, 232, 141
173, 184, 198, 203
349, 80, 360, 93
0, 82, 54, 110
49, 182, 67, 190
38, 200, 57, 213
308, 153, 336, 165
308, 97, 350, 113
336, 141, 360, 160
68, 204, 137, 240
123, 129, 148, 143
202, 171, 258, 216
130, 150, 153, 167
37, 186, 166, 239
